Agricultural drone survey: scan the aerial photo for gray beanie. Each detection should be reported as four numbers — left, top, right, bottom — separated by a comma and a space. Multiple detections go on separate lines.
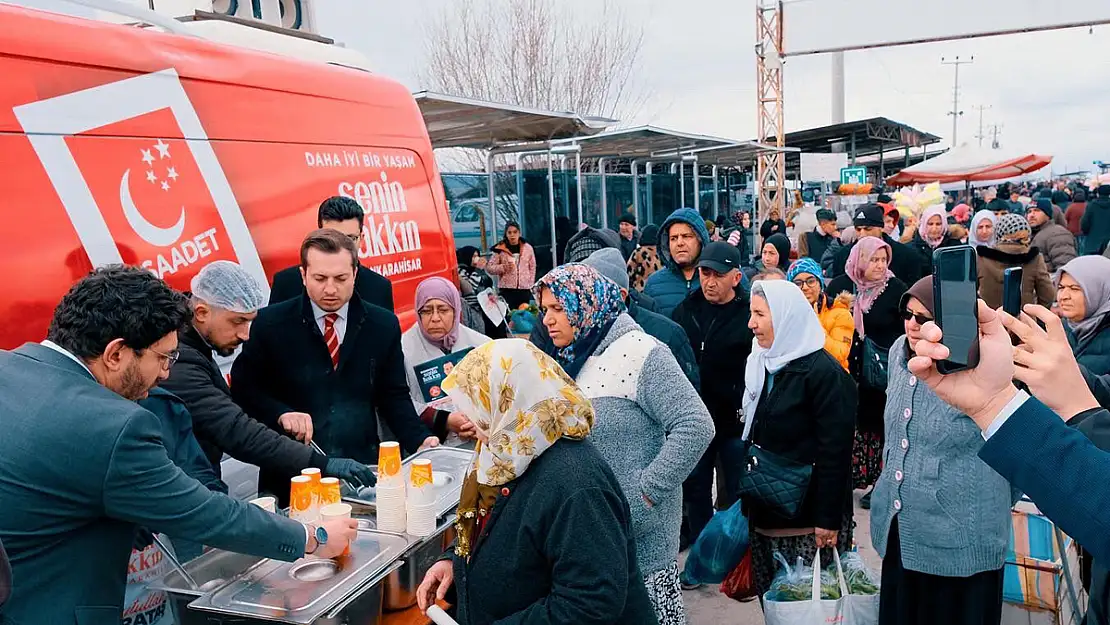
583, 248, 629, 291
995, 213, 1030, 241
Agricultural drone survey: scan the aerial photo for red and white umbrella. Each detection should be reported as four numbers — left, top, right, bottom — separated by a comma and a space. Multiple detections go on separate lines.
886, 144, 1052, 186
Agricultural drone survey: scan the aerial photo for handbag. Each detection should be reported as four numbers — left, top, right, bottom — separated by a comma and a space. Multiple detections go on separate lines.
736, 442, 813, 519
860, 336, 889, 388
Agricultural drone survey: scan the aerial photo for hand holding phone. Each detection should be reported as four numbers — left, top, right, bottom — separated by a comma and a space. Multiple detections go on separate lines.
932, 246, 981, 373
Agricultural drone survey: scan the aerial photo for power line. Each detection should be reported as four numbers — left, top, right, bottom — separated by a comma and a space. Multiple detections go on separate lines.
941, 55, 973, 146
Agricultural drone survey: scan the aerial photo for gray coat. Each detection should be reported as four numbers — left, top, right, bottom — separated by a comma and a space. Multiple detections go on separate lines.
574, 314, 715, 574
1031, 221, 1078, 273
0, 344, 306, 625
871, 337, 1018, 577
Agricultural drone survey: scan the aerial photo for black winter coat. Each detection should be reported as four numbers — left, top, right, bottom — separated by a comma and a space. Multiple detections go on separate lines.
830, 234, 922, 286
745, 350, 857, 531
269, 264, 395, 312
671, 287, 753, 438
826, 275, 909, 433
230, 295, 431, 498
1081, 197, 1110, 255
907, 232, 964, 277
1070, 317, 1110, 377
760, 219, 788, 239
162, 325, 327, 479
447, 439, 659, 625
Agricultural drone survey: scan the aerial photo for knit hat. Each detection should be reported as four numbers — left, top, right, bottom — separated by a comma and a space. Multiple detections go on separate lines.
995, 213, 1031, 240
619, 214, 637, 227
1032, 198, 1053, 215
640, 224, 660, 246
1099, 185, 1110, 198
564, 226, 622, 263
987, 198, 1012, 214
583, 247, 629, 291
786, 257, 824, 288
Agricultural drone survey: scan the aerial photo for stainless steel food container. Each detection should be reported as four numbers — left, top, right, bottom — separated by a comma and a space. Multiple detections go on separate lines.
343, 447, 475, 519
151, 549, 267, 625
383, 515, 458, 612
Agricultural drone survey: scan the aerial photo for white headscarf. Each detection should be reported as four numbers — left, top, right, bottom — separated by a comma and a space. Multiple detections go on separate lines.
970, 210, 997, 247
742, 280, 828, 438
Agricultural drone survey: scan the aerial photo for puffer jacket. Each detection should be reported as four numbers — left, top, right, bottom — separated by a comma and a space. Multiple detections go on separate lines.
976, 243, 1056, 310
817, 292, 854, 371
643, 208, 712, 317
1069, 316, 1110, 376
1031, 222, 1077, 273
487, 242, 538, 290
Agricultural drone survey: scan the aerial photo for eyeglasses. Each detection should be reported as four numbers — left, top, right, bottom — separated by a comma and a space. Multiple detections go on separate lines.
900, 309, 933, 326
792, 277, 820, 288
418, 306, 454, 319
147, 347, 180, 369
345, 233, 362, 243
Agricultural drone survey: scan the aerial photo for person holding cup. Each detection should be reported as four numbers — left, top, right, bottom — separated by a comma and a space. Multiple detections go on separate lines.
416, 340, 658, 624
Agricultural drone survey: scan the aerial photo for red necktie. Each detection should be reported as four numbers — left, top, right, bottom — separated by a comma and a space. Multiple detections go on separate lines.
323, 313, 339, 369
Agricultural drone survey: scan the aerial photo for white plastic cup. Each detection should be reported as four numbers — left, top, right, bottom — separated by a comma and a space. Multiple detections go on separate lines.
319, 503, 354, 555
249, 496, 277, 513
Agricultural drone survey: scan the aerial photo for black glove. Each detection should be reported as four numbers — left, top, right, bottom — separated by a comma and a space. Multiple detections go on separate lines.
325, 458, 377, 488
132, 527, 154, 552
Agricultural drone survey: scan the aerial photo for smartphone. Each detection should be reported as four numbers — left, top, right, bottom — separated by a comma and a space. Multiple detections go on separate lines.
932, 246, 980, 374
1002, 267, 1023, 317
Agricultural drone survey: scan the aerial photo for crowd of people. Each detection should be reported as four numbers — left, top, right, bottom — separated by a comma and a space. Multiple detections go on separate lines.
6, 178, 1110, 625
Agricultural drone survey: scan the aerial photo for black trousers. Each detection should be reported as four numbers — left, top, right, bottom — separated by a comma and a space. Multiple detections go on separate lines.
880, 517, 1004, 625
500, 288, 532, 310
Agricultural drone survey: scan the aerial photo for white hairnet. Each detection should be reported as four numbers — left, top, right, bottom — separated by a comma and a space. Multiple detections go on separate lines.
190, 261, 266, 313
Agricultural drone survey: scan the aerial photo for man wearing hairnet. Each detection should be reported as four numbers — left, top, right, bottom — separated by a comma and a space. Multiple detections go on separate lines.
160, 261, 376, 494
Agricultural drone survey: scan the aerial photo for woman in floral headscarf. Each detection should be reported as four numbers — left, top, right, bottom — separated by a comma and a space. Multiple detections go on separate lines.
827, 237, 908, 508
416, 339, 658, 625
533, 264, 714, 625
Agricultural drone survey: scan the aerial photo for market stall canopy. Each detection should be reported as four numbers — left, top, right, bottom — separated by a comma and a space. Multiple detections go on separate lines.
550, 125, 739, 159
886, 145, 1053, 186
785, 117, 941, 158
413, 92, 615, 149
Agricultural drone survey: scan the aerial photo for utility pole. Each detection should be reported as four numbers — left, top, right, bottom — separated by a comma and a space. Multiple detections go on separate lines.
972, 104, 991, 148
941, 55, 974, 146
989, 123, 1003, 149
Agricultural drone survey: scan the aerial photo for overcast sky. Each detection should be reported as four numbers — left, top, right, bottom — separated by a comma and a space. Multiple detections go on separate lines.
314, 0, 1110, 174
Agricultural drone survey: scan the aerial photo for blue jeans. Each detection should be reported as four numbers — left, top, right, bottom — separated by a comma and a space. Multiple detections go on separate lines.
682, 435, 747, 544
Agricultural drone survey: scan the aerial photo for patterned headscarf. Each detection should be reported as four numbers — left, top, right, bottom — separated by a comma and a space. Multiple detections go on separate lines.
845, 236, 893, 338
786, 258, 824, 289
442, 339, 594, 558
533, 264, 626, 378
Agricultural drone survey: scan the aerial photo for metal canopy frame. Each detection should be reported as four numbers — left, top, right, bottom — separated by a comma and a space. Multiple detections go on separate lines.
784, 117, 942, 160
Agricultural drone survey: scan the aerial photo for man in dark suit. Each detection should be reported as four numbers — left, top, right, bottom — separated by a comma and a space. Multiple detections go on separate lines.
232, 229, 437, 500
0, 538, 9, 608
269, 196, 395, 311
829, 203, 923, 284
0, 266, 356, 625
161, 261, 376, 490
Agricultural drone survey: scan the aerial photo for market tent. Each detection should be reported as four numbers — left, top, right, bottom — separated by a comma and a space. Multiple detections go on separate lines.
886, 144, 1052, 186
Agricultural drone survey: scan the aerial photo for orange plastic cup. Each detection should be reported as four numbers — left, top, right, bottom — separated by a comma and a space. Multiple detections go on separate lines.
409, 459, 433, 489
319, 477, 342, 506
378, 442, 402, 481
290, 475, 315, 522
301, 467, 322, 507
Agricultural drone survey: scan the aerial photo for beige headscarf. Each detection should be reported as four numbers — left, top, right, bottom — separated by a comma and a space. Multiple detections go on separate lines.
441, 339, 594, 558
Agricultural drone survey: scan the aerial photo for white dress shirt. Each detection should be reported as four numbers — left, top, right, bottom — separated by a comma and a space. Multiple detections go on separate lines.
982, 389, 1031, 440
310, 301, 349, 344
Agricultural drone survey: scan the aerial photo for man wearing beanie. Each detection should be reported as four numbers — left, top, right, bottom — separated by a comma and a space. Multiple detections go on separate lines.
1082, 184, 1110, 255
670, 242, 753, 572
529, 248, 699, 390
829, 202, 923, 284
797, 208, 840, 265
1028, 198, 1077, 272
563, 225, 623, 265
618, 213, 640, 261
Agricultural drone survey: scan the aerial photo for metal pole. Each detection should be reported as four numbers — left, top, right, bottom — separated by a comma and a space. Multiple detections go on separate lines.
575, 150, 584, 227
486, 151, 498, 242
515, 155, 525, 242
831, 51, 845, 124
850, 133, 857, 165
646, 161, 654, 224
599, 157, 609, 229
691, 156, 701, 213
547, 153, 558, 268
559, 155, 569, 225
712, 165, 720, 219
941, 56, 973, 147
631, 160, 640, 225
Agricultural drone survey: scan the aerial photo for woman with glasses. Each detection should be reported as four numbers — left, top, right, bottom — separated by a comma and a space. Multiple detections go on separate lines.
401, 277, 491, 445
870, 276, 1017, 625
786, 258, 853, 371
826, 237, 909, 509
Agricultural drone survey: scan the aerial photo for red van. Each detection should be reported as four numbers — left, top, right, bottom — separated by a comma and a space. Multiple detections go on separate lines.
0, 4, 457, 348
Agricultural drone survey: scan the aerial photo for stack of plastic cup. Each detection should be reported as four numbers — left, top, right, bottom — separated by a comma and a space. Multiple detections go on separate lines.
406, 459, 437, 537
301, 467, 322, 517
375, 442, 407, 533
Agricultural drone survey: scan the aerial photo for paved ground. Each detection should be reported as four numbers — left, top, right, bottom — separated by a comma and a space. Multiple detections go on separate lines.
684, 491, 882, 624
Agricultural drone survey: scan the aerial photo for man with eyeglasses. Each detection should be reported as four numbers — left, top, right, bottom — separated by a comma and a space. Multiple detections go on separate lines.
0, 266, 357, 624
670, 242, 754, 587
268, 196, 395, 312
160, 260, 377, 492
232, 230, 438, 504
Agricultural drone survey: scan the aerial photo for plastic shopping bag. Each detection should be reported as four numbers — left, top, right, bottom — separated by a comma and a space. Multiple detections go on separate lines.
721, 547, 757, 601
763, 547, 878, 625
681, 499, 749, 585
